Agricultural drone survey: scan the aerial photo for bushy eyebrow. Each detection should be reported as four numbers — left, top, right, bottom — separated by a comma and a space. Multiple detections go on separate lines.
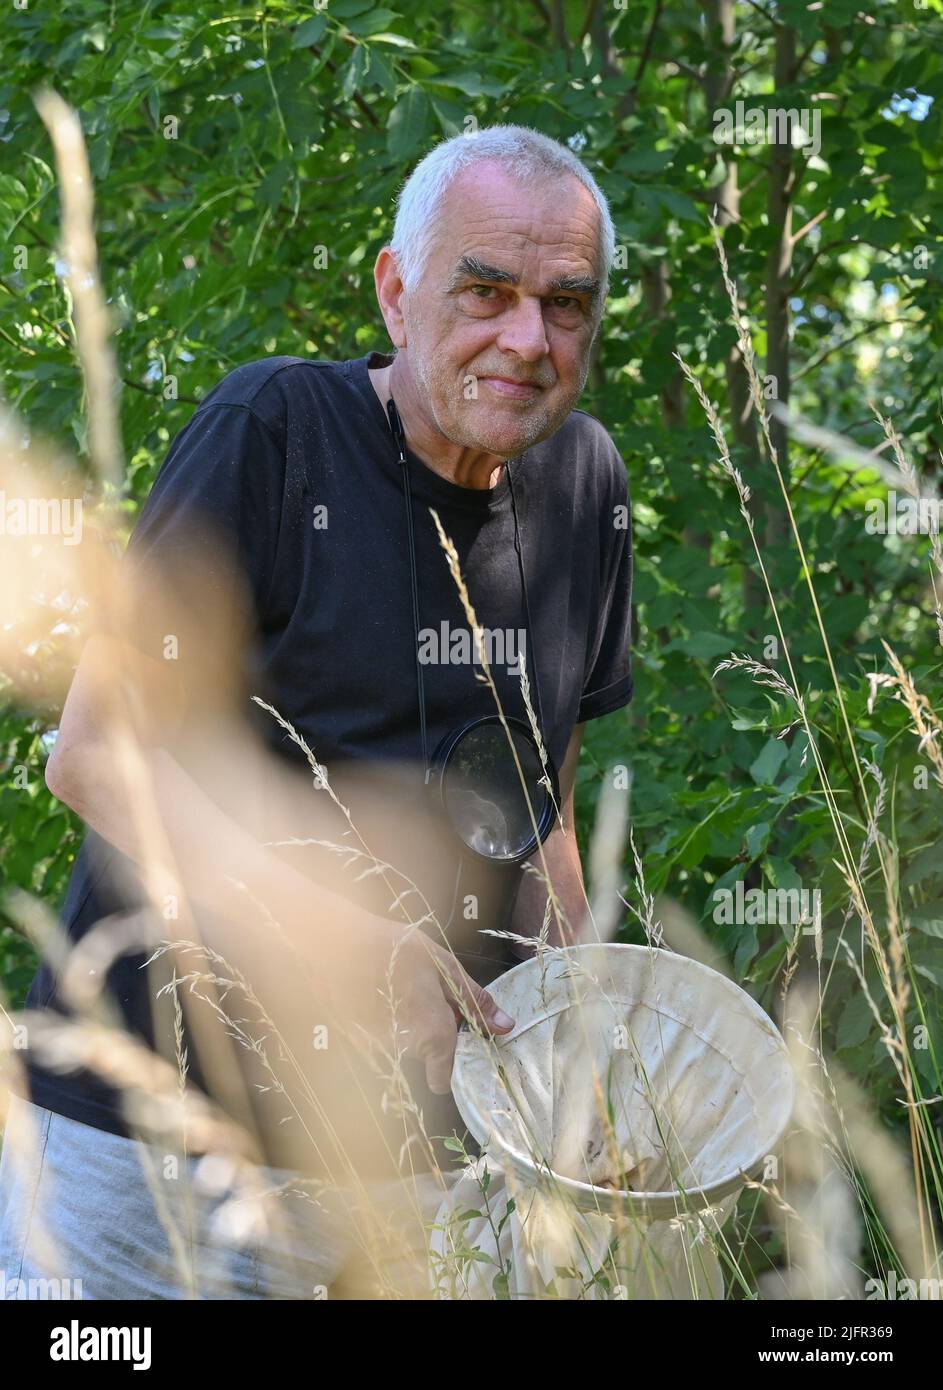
447, 254, 600, 302
547, 273, 601, 298
447, 255, 518, 289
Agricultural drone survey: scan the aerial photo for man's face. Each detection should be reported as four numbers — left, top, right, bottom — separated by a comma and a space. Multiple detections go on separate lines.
399, 162, 605, 459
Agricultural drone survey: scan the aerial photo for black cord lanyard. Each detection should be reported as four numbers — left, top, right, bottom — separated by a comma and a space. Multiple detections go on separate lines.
385, 395, 545, 779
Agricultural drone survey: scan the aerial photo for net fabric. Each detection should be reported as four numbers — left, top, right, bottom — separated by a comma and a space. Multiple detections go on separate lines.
431, 943, 794, 1299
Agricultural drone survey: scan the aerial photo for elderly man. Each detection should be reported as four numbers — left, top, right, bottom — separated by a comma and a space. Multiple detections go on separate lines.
0, 124, 633, 1298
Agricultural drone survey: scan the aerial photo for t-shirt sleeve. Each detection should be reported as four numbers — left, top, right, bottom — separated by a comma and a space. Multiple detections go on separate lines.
121, 401, 286, 681
577, 440, 634, 723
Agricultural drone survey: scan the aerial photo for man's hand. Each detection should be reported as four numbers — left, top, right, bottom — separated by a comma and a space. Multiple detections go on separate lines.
377, 926, 516, 1094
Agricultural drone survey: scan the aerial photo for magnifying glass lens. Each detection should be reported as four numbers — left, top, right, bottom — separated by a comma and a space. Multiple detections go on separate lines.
441, 722, 548, 860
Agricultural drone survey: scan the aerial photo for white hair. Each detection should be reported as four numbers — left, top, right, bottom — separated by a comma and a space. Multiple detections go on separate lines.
389, 124, 616, 301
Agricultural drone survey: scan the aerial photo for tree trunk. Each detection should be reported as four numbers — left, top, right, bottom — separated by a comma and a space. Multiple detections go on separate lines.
703, 0, 767, 621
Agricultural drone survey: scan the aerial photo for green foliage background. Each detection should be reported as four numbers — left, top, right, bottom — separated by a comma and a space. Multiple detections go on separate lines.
2, 0, 942, 1264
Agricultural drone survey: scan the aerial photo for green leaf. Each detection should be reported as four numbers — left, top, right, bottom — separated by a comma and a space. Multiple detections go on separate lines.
430, 96, 468, 137
750, 739, 788, 787
435, 70, 509, 98
32, 815, 65, 862
902, 845, 943, 890
913, 961, 943, 990
369, 49, 398, 95
369, 32, 416, 48
837, 991, 876, 1052
387, 87, 431, 160
616, 148, 674, 175
291, 15, 328, 48
84, 22, 108, 52
733, 920, 759, 975
745, 821, 771, 858
346, 9, 400, 37
764, 857, 803, 894
651, 187, 701, 223
258, 157, 291, 210
910, 915, 943, 940
670, 632, 733, 661
341, 46, 368, 100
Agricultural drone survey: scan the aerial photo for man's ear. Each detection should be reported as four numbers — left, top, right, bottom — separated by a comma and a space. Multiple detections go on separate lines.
374, 247, 408, 350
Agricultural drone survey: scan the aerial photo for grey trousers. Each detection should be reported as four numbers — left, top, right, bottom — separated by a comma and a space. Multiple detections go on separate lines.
0, 1096, 438, 1300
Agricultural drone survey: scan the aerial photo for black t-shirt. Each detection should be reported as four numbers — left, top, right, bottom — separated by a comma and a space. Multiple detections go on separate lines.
22, 350, 634, 1164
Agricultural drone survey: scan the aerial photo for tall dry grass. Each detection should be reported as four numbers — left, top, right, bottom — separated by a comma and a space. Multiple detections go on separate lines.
0, 90, 939, 1301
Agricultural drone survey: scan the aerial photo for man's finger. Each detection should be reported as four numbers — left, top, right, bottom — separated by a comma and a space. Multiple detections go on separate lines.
475, 987, 515, 1032
420, 1010, 459, 1095
425, 1048, 455, 1096
414, 1000, 458, 1095
439, 962, 515, 1034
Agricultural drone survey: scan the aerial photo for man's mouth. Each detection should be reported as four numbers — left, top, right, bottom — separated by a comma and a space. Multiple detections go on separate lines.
477, 376, 546, 401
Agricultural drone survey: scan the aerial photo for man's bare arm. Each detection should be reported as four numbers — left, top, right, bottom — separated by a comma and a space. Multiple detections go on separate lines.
45, 637, 390, 977
508, 723, 587, 954
44, 632, 514, 1096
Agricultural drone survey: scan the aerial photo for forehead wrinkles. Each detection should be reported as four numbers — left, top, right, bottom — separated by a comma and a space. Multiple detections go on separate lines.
458, 220, 598, 270
433, 179, 602, 279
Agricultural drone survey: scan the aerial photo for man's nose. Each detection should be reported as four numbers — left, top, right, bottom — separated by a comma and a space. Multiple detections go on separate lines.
494, 296, 550, 363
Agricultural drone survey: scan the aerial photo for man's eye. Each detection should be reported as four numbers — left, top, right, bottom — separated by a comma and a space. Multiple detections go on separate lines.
469, 284, 497, 298
551, 296, 580, 310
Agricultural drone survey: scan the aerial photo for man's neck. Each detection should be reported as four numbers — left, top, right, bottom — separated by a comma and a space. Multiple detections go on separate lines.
368, 355, 507, 491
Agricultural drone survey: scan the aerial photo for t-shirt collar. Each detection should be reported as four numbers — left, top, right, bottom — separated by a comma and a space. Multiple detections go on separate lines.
349, 352, 513, 512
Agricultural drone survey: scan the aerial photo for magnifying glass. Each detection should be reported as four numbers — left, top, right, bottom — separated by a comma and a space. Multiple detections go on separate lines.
427, 715, 560, 864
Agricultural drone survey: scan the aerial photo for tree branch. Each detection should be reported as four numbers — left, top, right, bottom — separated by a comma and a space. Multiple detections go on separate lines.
617, 0, 664, 119
794, 318, 921, 381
